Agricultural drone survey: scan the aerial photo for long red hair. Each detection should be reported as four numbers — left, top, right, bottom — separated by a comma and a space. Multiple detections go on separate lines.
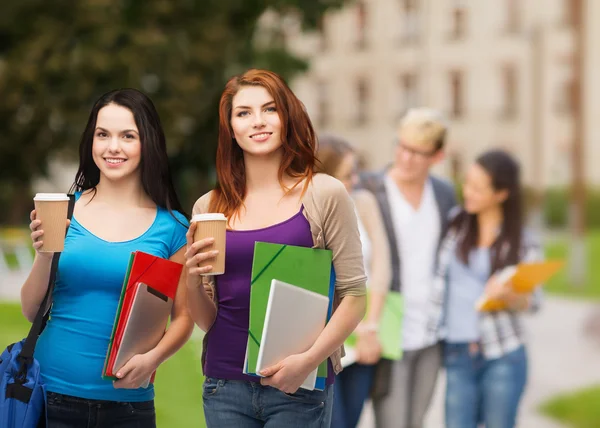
209, 69, 317, 220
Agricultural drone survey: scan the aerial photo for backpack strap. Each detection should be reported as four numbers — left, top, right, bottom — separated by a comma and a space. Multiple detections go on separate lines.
18, 194, 76, 366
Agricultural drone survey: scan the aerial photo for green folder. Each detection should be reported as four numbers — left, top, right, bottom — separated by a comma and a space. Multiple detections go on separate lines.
345, 291, 404, 361
244, 242, 333, 380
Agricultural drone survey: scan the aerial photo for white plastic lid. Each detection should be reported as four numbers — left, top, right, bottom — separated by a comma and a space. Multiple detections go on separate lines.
34, 193, 70, 202
191, 213, 227, 222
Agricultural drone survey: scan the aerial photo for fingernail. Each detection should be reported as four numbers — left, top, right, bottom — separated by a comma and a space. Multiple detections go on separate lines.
117, 372, 122, 378
212, 250, 219, 255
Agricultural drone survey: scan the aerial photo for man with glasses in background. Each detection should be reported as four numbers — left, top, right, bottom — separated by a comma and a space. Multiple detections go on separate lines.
362, 108, 457, 428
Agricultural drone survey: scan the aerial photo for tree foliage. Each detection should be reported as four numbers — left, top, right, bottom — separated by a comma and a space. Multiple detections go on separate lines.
0, 0, 345, 223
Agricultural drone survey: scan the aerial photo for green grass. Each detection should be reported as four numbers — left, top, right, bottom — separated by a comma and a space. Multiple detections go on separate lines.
0, 302, 28, 347
154, 334, 206, 427
0, 303, 207, 427
3, 252, 19, 269
544, 230, 600, 300
540, 385, 600, 428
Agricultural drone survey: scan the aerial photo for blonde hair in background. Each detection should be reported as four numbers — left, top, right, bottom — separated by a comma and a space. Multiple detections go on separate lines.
398, 107, 449, 151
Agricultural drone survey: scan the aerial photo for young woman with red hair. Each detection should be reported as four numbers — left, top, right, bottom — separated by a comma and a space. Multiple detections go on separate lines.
185, 69, 367, 427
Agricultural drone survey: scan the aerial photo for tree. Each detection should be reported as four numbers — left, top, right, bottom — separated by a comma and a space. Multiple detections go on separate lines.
0, 0, 345, 224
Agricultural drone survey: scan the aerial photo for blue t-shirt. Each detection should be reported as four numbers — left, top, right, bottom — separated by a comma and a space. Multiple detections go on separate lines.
35, 194, 188, 402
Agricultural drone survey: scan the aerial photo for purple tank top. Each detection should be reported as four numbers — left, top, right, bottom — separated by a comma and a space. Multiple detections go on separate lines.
204, 208, 334, 385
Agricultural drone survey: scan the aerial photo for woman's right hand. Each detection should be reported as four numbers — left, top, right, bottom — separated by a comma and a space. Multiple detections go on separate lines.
29, 210, 71, 258
29, 210, 52, 259
184, 221, 219, 288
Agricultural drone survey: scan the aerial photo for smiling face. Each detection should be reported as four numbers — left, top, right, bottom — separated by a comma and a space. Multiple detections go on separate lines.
92, 103, 142, 183
462, 162, 509, 214
229, 85, 283, 158
393, 137, 442, 183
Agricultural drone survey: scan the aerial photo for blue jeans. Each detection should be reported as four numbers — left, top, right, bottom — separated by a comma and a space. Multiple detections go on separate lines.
44, 391, 155, 428
202, 378, 333, 427
331, 363, 374, 428
444, 343, 528, 428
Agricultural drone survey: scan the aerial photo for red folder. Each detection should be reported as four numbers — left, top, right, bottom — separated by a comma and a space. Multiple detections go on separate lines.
103, 251, 183, 380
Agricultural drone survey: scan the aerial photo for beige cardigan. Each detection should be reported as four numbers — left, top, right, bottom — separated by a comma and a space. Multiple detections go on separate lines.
352, 189, 392, 294
192, 173, 367, 375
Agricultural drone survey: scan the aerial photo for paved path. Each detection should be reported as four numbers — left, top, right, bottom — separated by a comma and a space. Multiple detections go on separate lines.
358, 297, 600, 427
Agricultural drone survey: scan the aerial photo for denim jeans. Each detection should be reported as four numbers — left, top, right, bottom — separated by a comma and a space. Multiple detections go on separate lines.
202, 377, 333, 427
444, 343, 528, 428
44, 391, 155, 428
331, 363, 374, 428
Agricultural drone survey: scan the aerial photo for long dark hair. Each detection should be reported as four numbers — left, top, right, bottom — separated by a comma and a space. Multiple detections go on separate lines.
71, 88, 187, 218
455, 150, 523, 273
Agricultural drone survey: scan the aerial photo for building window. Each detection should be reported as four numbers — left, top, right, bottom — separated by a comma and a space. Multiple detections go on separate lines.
356, 2, 368, 49
317, 80, 330, 127
449, 4, 467, 39
450, 71, 465, 118
400, 0, 419, 44
505, 0, 521, 33
399, 73, 418, 118
356, 78, 369, 125
501, 65, 518, 119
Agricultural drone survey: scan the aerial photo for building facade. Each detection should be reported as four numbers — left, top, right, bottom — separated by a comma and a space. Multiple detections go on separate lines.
286, 0, 600, 188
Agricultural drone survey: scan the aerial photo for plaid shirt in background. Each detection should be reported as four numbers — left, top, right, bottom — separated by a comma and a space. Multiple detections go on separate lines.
423, 224, 544, 360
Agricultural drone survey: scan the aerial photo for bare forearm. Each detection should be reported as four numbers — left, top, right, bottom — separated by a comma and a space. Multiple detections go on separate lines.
305, 295, 366, 368
147, 315, 194, 366
365, 291, 386, 326
20, 255, 53, 322
187, 285, 217, 332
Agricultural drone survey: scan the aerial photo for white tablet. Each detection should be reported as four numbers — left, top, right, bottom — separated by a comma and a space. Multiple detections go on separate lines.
256, 279, 329, 391
112, 283, 173, 388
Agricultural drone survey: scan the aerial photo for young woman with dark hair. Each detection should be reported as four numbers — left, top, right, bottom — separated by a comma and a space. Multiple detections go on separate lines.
22, 88, 193, 427
186, 69, 367, 427
423, 149, 543, 428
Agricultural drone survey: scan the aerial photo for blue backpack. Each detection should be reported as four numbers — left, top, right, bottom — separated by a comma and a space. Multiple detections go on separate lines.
0, 195, 74, 427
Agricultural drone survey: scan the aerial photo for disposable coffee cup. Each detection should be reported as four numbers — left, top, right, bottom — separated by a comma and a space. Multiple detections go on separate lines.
192, 213, 227, 275
33, 193, 70, 253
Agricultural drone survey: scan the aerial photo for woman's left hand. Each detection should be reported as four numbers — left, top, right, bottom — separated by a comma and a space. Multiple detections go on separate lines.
259, 353, 317, 394
113, 352, 160, 389
485, 275, 512, 300
485, 276, 529, 310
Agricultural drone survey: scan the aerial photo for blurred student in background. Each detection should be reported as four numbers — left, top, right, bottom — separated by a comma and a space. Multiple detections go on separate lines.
362, 108, 456, 428
316, 134, 391, 428
423, 150, 542, 428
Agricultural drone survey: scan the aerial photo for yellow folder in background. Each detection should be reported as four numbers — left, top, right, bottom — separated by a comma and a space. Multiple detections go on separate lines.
477, 260, 564, 312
